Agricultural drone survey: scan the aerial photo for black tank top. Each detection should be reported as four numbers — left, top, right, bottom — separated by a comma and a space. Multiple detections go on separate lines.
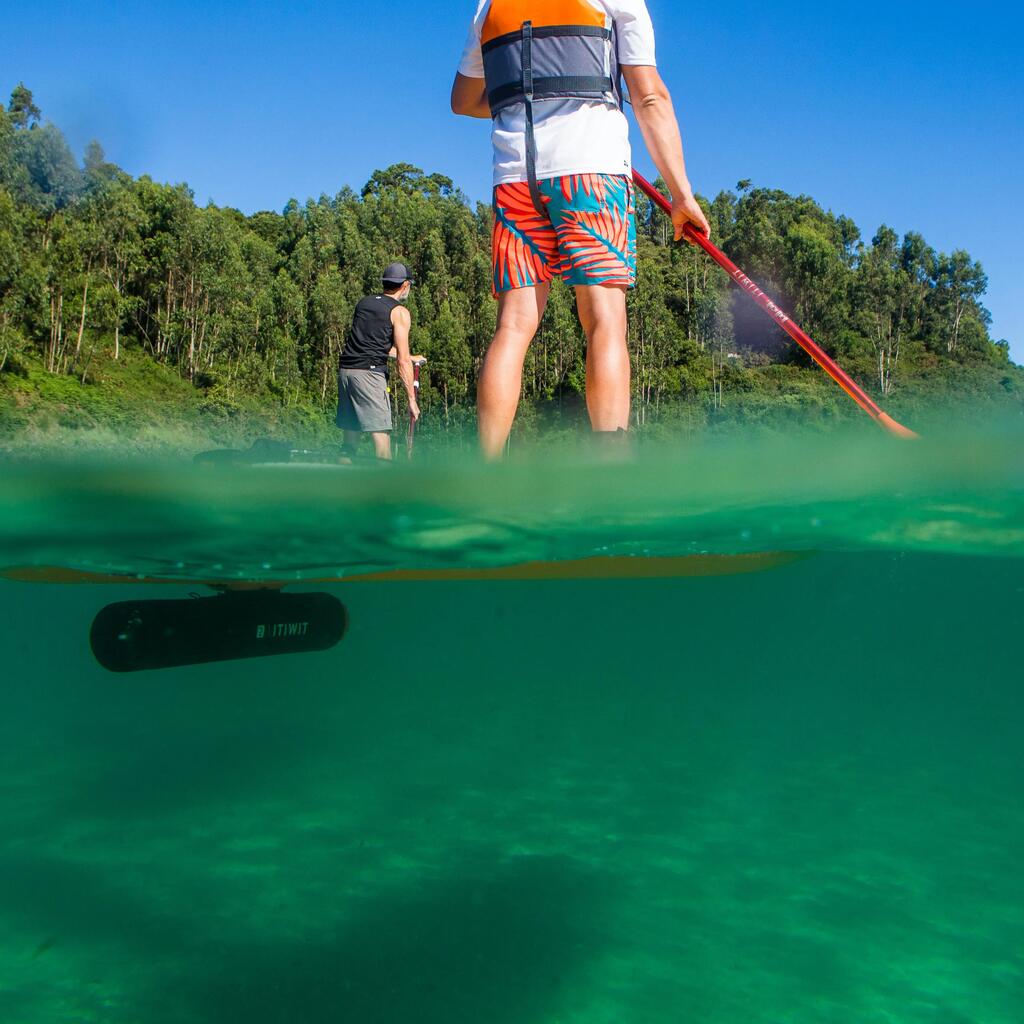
340, 295, 401, 372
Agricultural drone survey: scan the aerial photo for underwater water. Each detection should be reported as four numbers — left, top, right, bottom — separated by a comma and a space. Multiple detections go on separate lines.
0, 431, 1022, 1023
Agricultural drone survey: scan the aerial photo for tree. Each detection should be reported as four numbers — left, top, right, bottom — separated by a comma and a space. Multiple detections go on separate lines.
10, 122, 83, 213
8, 83, 40, 130
424, 300, 473, 420
934, 250, 987, 355
84, 140, 104, 172
93, 180, 144, 359
856, 226, 908, 395
708, 291, 735, 411
309, 266, 351, 402
782, 220, 850, 344
360, 163, 454, 200
0, 187, 24, 371
0, 106, 15, 185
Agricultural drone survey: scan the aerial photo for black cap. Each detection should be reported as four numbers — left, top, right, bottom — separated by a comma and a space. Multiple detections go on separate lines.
382, 262, 414, 285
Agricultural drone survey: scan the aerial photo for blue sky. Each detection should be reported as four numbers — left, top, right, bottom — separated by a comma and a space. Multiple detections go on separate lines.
3, 0, 1021, 360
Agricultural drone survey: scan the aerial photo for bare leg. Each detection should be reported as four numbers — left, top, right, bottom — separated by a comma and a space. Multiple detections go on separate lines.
478, 284, 550, 459
371, 432, 392, 461
575, 284, 630, 432
342, 430, 361, 455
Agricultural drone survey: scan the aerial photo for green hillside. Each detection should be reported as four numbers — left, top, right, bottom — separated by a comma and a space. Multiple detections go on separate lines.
1, 84, 1019, 453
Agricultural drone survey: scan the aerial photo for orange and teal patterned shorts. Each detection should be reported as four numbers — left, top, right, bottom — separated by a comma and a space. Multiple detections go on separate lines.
492, 173, 637, 295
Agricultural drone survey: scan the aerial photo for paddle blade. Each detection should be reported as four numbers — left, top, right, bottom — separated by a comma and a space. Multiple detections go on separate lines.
876, 413, 919, 440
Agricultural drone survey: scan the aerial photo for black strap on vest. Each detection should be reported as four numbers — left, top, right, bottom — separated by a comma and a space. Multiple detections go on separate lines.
521, 22, 546, 217
488, 76, 615, 110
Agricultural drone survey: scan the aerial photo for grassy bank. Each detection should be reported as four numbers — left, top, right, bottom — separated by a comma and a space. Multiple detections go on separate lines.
2, 343, 1021, 458
0, 349, 338, 455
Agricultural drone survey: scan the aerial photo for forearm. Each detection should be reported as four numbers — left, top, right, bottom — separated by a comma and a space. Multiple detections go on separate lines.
397, 357, 416, 401
633, 92, 693, 200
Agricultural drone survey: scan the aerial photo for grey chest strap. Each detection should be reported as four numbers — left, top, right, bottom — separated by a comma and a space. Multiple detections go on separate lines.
521, 22, 546, 217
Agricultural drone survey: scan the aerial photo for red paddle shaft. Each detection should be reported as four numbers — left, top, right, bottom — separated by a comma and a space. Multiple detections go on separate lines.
407, 360, 423, 460
632, 170, 917, 438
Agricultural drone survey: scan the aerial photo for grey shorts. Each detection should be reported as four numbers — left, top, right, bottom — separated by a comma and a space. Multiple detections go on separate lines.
336, 369, 393, 433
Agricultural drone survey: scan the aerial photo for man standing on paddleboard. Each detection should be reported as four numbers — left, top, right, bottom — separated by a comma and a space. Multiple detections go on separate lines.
337, 262, 420, 461
452, 0, 710, 457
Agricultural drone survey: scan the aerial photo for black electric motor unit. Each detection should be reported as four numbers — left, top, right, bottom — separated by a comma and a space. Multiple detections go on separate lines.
90, 590, 348, 673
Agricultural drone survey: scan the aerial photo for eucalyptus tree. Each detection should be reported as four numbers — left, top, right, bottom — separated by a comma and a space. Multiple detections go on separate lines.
933, 250, 988, 356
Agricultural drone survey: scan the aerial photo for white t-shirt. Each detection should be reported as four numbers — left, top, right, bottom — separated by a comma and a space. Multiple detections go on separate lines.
458, 0, 657, 187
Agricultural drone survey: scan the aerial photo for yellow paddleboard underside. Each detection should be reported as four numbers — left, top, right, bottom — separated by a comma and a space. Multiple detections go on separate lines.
1, 553, 802, 587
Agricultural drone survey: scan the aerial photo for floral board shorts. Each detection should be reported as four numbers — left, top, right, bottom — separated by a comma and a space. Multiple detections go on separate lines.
491, 173, 637, 295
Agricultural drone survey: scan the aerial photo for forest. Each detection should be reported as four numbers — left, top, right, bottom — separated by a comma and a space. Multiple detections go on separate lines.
1, 83, 1018, 451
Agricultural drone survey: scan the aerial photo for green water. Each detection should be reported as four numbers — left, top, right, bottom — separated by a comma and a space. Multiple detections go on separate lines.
1, 432, 1022, 1023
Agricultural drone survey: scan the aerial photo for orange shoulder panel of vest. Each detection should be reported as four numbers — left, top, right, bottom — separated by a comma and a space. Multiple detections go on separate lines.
481, 0, 606, 44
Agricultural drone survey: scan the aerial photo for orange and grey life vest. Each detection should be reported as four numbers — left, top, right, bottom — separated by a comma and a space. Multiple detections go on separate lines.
481, 0, 622, 213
